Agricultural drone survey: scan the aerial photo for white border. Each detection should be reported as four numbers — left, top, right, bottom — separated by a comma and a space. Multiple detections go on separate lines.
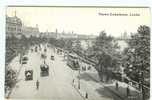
0, 0, 152, 100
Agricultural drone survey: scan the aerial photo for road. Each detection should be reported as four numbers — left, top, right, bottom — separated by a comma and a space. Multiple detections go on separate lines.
8, 44, 115, 100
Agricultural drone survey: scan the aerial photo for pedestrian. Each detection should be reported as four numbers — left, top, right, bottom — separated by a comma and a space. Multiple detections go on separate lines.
72, 79, 75, 84
85, 92, 88, 99
115, 81, 119, 90
36, 80, 39, 90
126, 86, 130, 97
139, 81, 142, 91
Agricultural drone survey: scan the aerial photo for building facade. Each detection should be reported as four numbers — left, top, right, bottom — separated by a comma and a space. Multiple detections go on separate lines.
40, 31, 57, 39
6, 15, 22, 38
56, 33, 78, 39
22, 25, 39, 38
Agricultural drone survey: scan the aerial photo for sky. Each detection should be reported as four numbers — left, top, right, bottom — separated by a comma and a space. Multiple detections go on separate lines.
6, 7, 151, 37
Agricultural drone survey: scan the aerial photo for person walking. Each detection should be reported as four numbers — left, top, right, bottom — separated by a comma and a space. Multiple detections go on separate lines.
126, 86, 130, 97
115, 81, 119, 90
85, 92, 88, 99
72, 79, 75, 84
36, 80, 39, 90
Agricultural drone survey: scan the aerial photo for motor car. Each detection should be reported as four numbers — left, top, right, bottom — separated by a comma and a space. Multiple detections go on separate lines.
22, 61, 27, 64
41, 54, 47, 59
22, 56, 28, 64
22, 56, 28, 61
31, 49, 33, 52
25, 70, 33, 80
51, 55, 54, 60
44, 48, 47, 52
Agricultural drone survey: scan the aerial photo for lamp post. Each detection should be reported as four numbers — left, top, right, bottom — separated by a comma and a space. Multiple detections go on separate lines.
19, 46, 24, 64
78, 69, 80, 89
78, 58, 80, 89
139, 71, 145, 100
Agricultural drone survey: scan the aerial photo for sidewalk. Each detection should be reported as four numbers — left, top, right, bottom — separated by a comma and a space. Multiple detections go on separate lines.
85, 70, 142, 100
5, 54, 24, 98
103, 81, 142, 100
72, 68, 116, 100
72, 77, 114, 100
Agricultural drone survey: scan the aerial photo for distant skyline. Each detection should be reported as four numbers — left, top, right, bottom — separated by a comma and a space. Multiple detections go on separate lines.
6, 7, 151, 37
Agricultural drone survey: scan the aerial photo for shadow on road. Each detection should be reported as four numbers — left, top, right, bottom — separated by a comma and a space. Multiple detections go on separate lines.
95, 87, 122, 100
77, 72, 99, 82
104, 85, 141, 100
96, 83, 142, 100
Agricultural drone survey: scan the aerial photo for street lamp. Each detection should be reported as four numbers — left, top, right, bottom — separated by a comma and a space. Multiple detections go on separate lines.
19, 46, 24, 64
78, 69, 80, 89
139, 71, 145, 100
78, 58, 80, 89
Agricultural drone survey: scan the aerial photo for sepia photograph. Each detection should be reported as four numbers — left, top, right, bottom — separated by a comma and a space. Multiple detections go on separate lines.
5, 6, 150, 100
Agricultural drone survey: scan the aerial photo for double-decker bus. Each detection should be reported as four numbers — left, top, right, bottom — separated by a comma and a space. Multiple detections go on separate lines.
40, 63, 49, 77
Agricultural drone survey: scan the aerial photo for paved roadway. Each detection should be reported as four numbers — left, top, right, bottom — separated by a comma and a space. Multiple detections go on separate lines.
9, 44, 115, 100
9, 45, 83, 100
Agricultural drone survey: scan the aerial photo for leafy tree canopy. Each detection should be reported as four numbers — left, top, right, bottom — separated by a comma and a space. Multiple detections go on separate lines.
123, 25, 150, 83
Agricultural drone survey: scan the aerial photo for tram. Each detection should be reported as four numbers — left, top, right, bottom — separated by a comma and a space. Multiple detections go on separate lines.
67, 53, 80, 70
57, 48, 63, 55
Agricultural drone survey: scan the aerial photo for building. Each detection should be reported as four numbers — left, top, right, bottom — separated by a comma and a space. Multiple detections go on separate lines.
120, 32, 130, 40
6, 13, 40, 38
78, 34, 96, 40
41, 30, 78, 39
40, 31, 57, 39
40, 29, 57, 38
22, 25, 39, 38
6, 15, 22, 38
56, 32, 78, 39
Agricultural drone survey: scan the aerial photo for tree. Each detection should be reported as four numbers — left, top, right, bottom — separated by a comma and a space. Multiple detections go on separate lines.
92, 31, 120, 82
75, 39, 82, 50
65, 39, 73, 51
123, 25, 150, 85
73, 39, 83, 55
55, 38, 66, 48
5, 68, 17, 91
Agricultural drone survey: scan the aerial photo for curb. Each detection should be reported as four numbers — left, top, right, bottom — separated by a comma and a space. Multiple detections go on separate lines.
72, 84, 87, 100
